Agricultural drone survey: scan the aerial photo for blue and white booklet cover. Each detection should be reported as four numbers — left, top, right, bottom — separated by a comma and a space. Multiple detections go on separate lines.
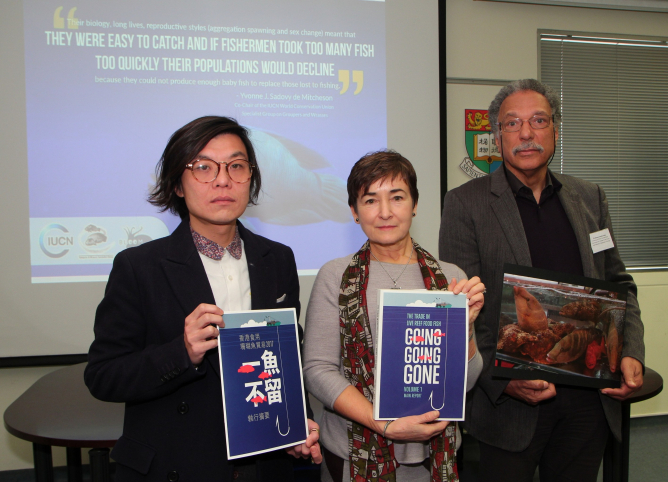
217, 308, 308, 459
374, 290, 468, 421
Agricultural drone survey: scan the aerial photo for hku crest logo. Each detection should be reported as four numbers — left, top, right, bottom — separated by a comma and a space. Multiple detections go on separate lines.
459, 109, 503, 179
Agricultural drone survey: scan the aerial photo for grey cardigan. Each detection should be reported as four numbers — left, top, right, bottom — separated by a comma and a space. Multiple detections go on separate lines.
303, 254, 482, 463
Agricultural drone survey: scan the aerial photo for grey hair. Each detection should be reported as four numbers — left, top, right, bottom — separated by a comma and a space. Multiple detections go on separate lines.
488, 79, 561, 136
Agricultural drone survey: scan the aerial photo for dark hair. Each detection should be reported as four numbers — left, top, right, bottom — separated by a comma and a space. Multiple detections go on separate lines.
488, 79, 561, 137
347, 149, 418, 212
148, 116, 261, 220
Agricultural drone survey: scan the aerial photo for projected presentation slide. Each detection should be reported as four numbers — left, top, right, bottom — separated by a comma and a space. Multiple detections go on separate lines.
25, 0, 386, 283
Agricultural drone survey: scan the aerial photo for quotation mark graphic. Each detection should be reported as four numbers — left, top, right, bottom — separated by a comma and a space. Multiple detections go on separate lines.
53, 6, 78, 29
338, 70, 364, 95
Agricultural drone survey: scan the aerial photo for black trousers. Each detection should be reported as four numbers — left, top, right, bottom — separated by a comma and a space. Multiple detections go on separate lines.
478, 386, 610, 482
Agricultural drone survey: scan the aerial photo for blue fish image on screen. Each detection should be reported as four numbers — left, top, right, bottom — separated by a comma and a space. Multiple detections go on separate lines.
243, 130, 350, 226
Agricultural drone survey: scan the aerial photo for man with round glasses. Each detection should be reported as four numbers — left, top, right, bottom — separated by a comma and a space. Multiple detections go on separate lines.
439, 79, 645, 481
186, 157, 253, 184
85, 116, 321, 481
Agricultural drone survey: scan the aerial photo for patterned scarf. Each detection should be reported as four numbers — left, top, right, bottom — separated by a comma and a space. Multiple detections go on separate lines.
339, 239, 459, 482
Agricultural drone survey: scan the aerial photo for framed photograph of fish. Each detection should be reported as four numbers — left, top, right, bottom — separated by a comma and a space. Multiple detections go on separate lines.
492, 264, 627, 389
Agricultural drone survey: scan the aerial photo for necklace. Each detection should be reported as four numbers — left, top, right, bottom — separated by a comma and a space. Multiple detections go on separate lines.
370, 246, 413, 289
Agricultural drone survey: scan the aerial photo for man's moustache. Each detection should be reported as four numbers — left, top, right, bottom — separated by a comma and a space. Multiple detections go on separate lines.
512, 142, 545, 155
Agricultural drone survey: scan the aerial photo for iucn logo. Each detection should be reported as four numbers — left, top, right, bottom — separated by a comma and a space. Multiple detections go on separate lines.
39, 224, 73, 258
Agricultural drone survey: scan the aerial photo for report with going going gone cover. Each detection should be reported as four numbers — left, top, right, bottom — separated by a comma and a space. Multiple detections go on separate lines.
374, 290, 469, 421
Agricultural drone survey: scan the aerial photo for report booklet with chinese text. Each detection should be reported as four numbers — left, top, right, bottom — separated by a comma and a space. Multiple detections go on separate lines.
217, 308, 308, 459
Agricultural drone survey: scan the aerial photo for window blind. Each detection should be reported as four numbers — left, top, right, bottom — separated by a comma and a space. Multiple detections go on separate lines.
540, 32, 668, 269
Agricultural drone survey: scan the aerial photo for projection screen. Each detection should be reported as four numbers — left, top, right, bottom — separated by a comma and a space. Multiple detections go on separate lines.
0, 0, 442, 361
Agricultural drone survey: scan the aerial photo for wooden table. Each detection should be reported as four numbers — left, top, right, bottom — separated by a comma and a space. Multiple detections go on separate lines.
603, 367, 663, 482
3, 363, 124, 482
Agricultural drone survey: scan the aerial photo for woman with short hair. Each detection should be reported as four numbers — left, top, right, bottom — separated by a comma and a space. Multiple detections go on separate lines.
303, 150, 484, 482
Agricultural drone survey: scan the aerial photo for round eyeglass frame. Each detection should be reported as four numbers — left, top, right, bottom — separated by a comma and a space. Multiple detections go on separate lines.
185, 158, 253, 184
498, 114, 554, 133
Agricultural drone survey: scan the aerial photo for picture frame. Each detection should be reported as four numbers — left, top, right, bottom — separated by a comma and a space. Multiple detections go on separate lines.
493, 264, 627, 389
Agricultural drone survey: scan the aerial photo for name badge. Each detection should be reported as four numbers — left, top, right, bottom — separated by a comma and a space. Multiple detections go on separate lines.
590, 228, 614, 254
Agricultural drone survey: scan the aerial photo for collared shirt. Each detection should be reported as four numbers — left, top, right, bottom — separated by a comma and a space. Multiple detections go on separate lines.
504, 165, 584, 276
191, 226, 252, 312
191, 226, 243, 260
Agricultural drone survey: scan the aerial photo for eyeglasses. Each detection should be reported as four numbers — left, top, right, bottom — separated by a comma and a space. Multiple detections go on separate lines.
185, 158, 253, 184
498, 115, 553, 133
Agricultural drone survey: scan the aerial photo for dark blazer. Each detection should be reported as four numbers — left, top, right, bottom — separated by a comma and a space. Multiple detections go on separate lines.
438, 167, 645, 451
85, 220, 301, 481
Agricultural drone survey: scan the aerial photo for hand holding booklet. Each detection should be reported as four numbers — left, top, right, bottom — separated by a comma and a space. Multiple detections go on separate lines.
217, 308, 308, 459
374, 289, 469, 421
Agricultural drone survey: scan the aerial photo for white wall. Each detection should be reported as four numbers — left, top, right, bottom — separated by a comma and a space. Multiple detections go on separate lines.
445, 0, 668, 417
